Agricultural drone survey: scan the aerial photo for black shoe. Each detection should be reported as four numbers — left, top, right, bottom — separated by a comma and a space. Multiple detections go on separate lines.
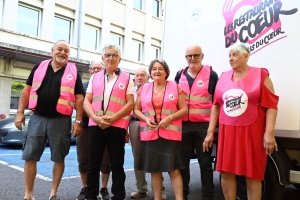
100, 188, 111, 200
77, 187, 87, 200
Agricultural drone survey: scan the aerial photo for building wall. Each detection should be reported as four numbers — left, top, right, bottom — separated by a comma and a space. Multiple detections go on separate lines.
0, 0, 164, 117
1, 0, 163, 69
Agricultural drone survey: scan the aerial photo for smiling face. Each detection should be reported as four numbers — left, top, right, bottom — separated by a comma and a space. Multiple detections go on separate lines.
51, 40, 70, 67
229, 49, 249, 70
150, 61, 168, 82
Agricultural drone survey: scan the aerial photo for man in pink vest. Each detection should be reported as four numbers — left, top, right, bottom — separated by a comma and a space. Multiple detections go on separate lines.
76, 61, 112, 200
175, 44, 218, 200
14, 40, 84, 200
83, 44, 134, 200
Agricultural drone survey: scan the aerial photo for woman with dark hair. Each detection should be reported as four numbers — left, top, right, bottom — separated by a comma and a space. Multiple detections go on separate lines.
134, 59, 187, 200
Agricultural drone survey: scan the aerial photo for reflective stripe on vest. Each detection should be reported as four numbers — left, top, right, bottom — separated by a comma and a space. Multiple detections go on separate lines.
28, 59, 77, 116
140, 81, 182, 141
215, 67, 261, 126
89, 70, 131, 129
179, 65, 212, 122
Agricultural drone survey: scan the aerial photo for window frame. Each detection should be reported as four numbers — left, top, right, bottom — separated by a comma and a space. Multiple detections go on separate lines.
16, 4, 41, 37
132, 39, 143, 62
133, 0, 143, 11
110, 33, 123, 50
151, 45, 161, 59
152, 0, 160, 18
83, 24, 100, 51
53, 15, 73, 43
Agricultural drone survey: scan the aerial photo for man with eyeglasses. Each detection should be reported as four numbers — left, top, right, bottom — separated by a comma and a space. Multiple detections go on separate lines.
76, 61, 112, 200
84, 44, 134, 200
175, 44, 218, 200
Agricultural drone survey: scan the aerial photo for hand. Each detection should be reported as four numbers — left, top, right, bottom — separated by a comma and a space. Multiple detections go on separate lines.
71, 122, 82, 138
158, 116, 172, 129
92, 116, 111, 129
264, 133, 278, 154
125, 131, 129, 143
203, 133, 214, 152
15, 112, 25, 130
102, 115, 116, 124
145, 118, 157, 130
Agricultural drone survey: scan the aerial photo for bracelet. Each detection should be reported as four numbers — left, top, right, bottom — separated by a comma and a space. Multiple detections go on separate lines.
169, 115, 173, 121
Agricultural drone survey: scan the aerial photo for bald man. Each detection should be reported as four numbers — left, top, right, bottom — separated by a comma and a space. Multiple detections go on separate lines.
175, 44, 218, 200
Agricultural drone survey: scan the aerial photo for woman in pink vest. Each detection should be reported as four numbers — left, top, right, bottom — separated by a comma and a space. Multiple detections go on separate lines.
134, 59, 187, 200
203, 43, 279, 200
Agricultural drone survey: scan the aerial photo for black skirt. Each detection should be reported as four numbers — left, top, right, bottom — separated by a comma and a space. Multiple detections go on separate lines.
136, 137, 185, 173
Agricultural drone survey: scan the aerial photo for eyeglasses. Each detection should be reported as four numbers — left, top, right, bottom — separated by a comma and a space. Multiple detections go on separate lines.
104, 54, 119, 59
185, 54, 202, 60
89, 67, 103, 71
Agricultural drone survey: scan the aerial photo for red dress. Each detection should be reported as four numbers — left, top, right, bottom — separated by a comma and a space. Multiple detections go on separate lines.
216, 69, 279, 180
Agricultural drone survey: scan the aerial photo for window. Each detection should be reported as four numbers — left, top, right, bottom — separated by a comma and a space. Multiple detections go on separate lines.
134, 0, 143, 10
110, 33, 123, 49
53, 16, 71, 43
17, 5, 40, 36
151, 46, 160, 59
132, 40, 143, 62
152, 0, 160, 17
83, 25, 99, 50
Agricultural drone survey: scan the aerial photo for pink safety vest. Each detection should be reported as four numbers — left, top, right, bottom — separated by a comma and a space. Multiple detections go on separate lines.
139, 81, 182, 141
28, 59, 77, 116
178, 65, 212, 122
215, 67, 262, 126
89, 70, 131, 130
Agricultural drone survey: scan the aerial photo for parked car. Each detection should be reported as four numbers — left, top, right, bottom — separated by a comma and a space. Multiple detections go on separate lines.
0, 110, 76, 145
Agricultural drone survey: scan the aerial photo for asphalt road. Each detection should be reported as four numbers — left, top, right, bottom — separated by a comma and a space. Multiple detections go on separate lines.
0, 143, 299, 200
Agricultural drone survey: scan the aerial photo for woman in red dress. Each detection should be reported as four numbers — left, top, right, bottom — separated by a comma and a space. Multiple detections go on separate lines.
203, 44, 279, 200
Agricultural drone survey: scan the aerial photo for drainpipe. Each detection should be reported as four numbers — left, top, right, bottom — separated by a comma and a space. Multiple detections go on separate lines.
77, 0, 83, 58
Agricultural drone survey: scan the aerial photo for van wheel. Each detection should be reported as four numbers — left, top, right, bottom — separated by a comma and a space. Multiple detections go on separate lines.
236, 158, 285, 200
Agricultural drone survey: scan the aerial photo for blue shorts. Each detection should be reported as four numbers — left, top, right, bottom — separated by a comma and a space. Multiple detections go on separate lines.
22, 113, 72, 162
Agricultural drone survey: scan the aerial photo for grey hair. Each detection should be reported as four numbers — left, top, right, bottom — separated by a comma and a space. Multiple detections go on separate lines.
148, 59, 170, 80
135, 68, 149, 76
89, 61, 105, 69
229, 43, 250, 56
53, 40, 69, 47
102, 43, 122, 57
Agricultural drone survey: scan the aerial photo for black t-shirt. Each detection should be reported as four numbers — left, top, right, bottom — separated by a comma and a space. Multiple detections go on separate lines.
174, 66, 218, 102
26, 61, 84, 116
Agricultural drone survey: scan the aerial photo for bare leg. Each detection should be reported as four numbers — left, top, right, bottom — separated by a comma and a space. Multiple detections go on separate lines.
50, 162, 65, 197
24, 160, 37, 199
101, 172, 110, 188
80, 173, 87, 187
168, 169, 184, 200
151, 173, 163, 200
220, 172, 236, 200
246, 177, 262, 200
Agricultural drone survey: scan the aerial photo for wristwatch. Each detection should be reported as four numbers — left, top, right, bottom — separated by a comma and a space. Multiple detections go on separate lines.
75, 120, 82, 126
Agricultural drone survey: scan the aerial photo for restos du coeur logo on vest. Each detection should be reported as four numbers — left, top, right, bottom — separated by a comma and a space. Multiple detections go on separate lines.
222, 0, 298, 54
222, 89, 248, 117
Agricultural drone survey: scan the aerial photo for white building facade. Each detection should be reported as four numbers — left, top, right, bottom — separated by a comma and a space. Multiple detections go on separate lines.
0, 0, 164, 116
